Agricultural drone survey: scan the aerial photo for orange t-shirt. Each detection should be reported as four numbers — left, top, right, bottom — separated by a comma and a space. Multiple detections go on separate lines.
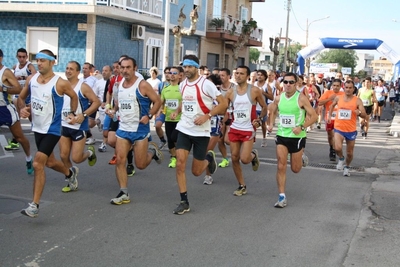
334, 95, 358, 132
319, 90, 344, 120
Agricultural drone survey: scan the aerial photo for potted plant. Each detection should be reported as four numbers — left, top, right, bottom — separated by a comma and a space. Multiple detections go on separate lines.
209, 18, 225, 30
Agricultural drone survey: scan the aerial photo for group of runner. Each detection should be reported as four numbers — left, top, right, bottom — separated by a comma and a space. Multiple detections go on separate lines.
0, 47, 384, 217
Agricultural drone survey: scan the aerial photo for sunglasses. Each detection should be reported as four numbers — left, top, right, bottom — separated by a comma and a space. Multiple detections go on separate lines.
167, 71, 179, 75
283, 80, 296, 84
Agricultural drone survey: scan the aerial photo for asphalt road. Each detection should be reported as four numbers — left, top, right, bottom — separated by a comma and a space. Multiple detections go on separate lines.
0, 114, 394, 267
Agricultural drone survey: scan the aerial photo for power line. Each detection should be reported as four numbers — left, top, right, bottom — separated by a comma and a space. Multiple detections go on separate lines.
290, 2, 305, 31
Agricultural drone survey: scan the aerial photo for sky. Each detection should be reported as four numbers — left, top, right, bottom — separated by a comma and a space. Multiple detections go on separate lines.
251, 0, 400, 59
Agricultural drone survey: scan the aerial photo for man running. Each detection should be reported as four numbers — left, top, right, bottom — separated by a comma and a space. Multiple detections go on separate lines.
170, 55, 227, 215
226, 66, 268, 196
109, 57, 163, 205
328, 80, 366, 177
357, 77, 376, 139
268, 72, 317, 208
18, 50, 79, 218
318, 79, 344, 161
59, 61, 100, 192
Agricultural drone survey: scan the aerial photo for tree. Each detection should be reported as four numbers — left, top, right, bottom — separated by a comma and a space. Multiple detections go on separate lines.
315, 49, 358, 74
231, 19, 258, 70
249, 48, 260, 64
172, 5, 199, 66
286, 42, 302, 72
269, 36, 280, 71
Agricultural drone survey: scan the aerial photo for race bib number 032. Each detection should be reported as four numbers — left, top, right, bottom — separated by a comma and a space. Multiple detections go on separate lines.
280, 114, 295, 127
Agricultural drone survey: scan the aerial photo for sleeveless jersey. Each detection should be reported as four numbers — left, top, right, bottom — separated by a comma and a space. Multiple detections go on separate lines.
267, 80, 277, 104
0, 66, 11, 106
30, 73, 64, 135
374, 86, 386, 101
117, 77, 151, 133
277, 91, 306, 138
14, 61, 33, 87
176, 76, 219, 137
254, 81, 267, 111
161, 84, 182, 122
334, 95, 358, 132
319, 90, 344, 121
358, 88, 374, 107
61, 80, 89, 131
230, 84, 257, 132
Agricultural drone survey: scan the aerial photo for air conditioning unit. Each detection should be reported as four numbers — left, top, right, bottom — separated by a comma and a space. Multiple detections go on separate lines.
131, 25, 145, 40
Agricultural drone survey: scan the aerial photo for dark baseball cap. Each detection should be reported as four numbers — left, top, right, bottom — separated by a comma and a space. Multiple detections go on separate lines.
0, 49, 3, 57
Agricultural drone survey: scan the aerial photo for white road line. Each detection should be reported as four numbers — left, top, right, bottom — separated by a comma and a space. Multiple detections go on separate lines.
0, 135, 14, 159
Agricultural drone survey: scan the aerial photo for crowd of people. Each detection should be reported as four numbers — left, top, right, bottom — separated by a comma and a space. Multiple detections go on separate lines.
0, 47, 395, 218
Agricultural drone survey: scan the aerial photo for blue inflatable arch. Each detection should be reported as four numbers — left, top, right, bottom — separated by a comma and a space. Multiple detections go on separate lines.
296, 37, 400, 81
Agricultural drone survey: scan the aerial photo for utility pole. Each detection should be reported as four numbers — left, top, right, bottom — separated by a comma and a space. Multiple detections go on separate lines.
162, 0, 171, 79
282, 0, 291, 72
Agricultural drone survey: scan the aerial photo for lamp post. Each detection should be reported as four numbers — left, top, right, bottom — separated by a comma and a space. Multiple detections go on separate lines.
305, 16, 330, 75
282, 0, 291, 72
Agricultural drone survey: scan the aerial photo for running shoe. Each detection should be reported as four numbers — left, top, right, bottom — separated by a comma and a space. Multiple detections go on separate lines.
98, 142, 107, 152
96, 118, 102, 132
317, 123, 321, 129
206, 150, 217, 174
168, 157, 177, 168
62, 166, 79, 193
302, 154, 309, 167
110, 191, 130, 205
329, 149, 336, 162
173, 201, 190, 215
109, 154, 117, 165
233, 185, 247, 196
21, 202, 39, 218
203, 175, 213, 185
85, 137, 96, 145
274, 195, 287, 208
261, 138, 267, 147
26, 159, 34, 175
218, 158, 229, 168
4, 139, 19, 151
267, 130, 272, 137
87, 145, 97, 166
158, 140, 167, 150
126, 164, 135, 176
251, 149, 259, 171
337, 158, 345, 171
148, 142, 163, 164
343, 166, 350, 177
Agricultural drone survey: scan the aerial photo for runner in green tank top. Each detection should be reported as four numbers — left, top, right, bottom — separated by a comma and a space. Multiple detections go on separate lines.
356, 77, 376, 139
267, 72, 317, 208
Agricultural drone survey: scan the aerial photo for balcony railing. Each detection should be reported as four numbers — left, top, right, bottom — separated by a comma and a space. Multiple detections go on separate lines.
207, 15, 263, 43
0, 0, 163, 17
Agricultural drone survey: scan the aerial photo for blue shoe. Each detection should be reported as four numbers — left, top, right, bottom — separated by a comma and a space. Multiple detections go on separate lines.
26, 159, 34, 175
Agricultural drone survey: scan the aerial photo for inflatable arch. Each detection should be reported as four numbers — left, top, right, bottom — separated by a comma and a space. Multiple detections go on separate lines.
296, 37, 400, 81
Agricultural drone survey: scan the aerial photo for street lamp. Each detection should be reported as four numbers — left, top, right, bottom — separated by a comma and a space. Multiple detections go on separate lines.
305, 16, 330, 75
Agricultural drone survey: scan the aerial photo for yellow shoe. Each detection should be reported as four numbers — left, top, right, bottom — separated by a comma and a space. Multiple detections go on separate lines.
218, 158, 229, 168
168, 157, 177, 168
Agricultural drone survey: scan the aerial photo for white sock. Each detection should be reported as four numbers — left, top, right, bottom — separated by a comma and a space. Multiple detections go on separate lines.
26, 155, 32, 162
88, 150, 93, 157
279, 193, 286, 198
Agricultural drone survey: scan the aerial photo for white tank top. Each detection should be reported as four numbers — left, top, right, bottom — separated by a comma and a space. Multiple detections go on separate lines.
14, 61, 32, 87
230, 84, 256, 132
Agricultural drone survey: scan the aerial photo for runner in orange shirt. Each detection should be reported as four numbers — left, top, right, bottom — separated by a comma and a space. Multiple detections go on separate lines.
327, 80, 366, 177
318, 79, 344, 161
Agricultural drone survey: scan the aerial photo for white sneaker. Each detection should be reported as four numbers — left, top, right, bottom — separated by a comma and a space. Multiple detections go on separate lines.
343, 167, 350, 177
85, 137, 96, 145
337, 158, 345, 170
203, 175, 213, 185
96, 118, 102, 132
98, 142, 107, 152
261, 138, 267, 147
302, 154, 309, 167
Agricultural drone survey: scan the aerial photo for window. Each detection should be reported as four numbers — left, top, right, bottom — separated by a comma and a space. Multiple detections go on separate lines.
27, 27, 59, 65
170, 0, 178, 4
240, 6, 248, 22
213, 0, 222, 18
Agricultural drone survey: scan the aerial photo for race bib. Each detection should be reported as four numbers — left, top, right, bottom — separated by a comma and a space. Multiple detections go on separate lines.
234, 108, 250, 122
31, 96, 48, 116
182, 100, 197, 116
210, 116, 217, 127
338, 109, 351, 120
280, 114, 295, 128
362, 99, 370, 106
165, 99, 179, 110
119, 99, 133, 111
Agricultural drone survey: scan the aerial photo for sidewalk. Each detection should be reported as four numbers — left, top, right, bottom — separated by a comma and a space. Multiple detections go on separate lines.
344, 104, 400, 266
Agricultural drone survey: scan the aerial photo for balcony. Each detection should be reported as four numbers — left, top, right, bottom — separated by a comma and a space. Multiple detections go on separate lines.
206, 15, 263, 47
0, 0, 163, 18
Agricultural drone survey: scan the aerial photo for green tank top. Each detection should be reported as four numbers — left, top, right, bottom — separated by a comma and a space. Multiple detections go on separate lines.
161, 84, 182, 122
277, 91, 306, 138
358, 88, 373, 106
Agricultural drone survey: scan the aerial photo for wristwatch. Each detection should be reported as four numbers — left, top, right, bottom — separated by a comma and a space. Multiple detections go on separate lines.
83, 113, 87, 118
300, 125, 305, 131
148, 113, 153, 119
